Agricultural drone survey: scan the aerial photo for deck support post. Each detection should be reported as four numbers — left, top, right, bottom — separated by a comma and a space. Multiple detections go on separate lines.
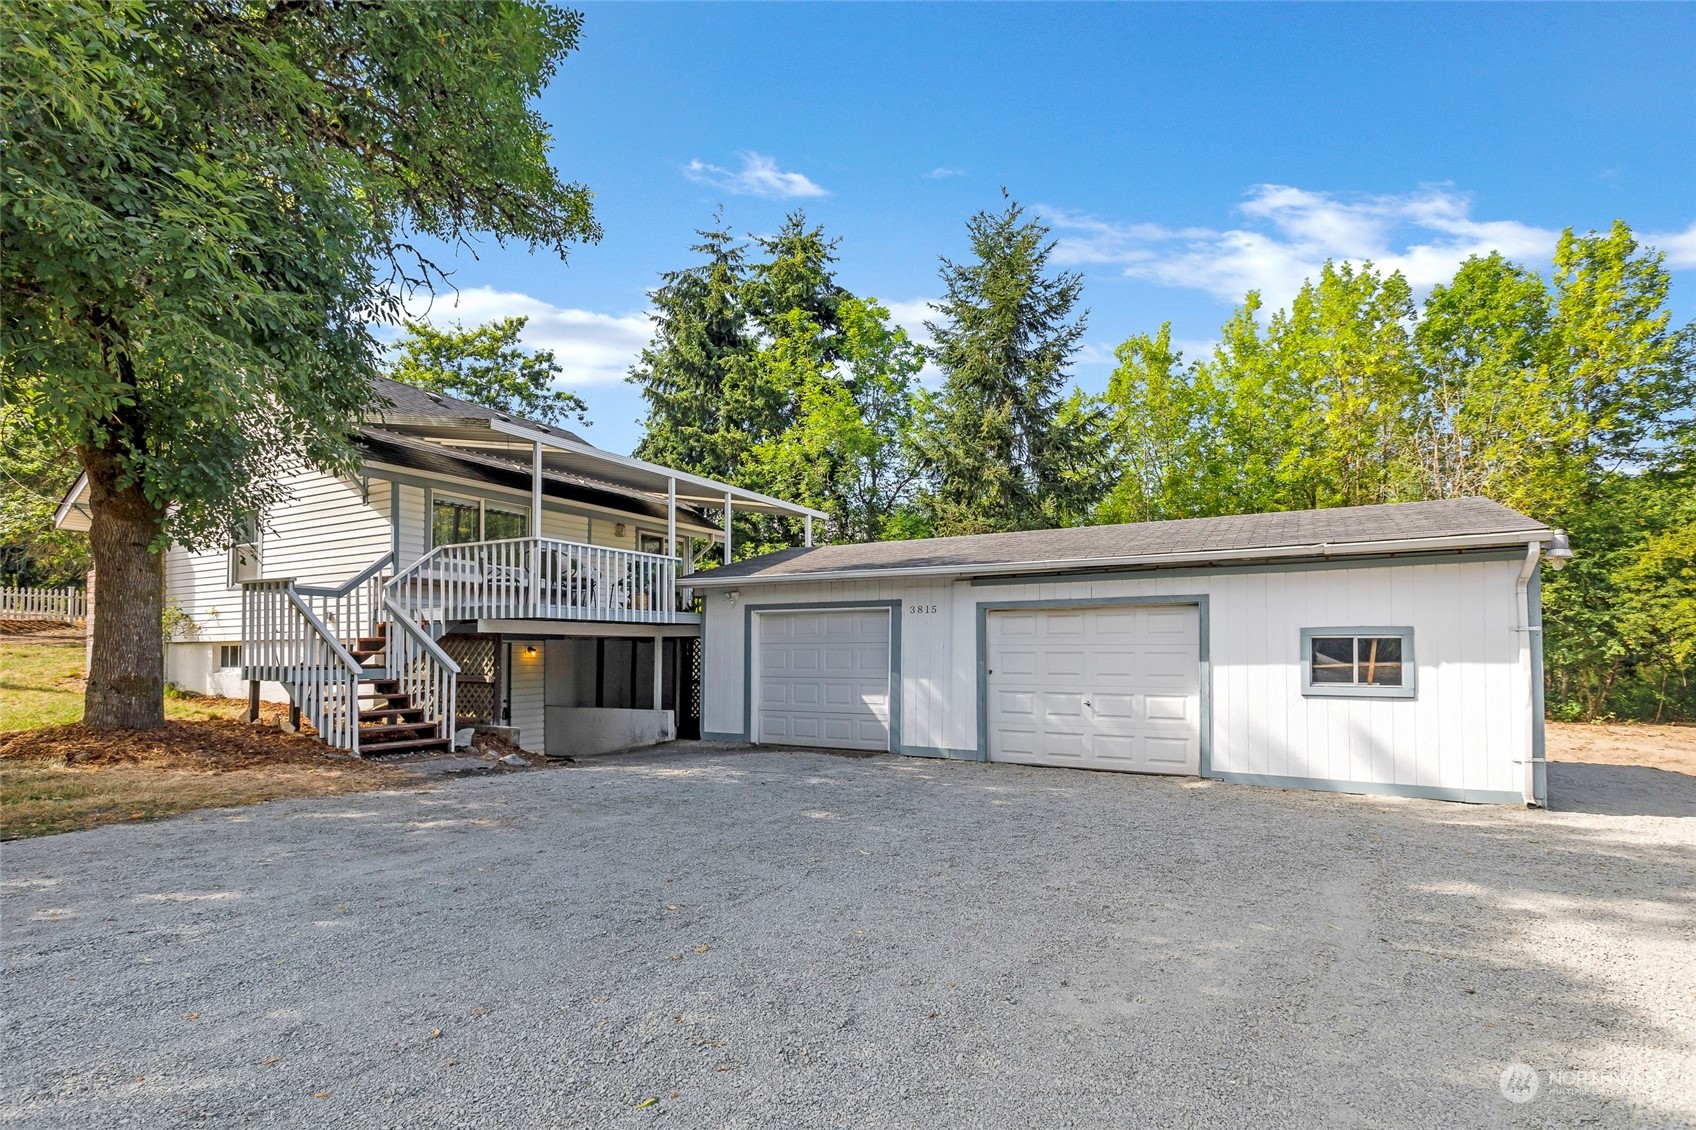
530, 442, 544, 615
724, 492, 733, 565
246, 680, 260, 723
666, 477, 677, 559
653, 630, 665, 726
805, 514, 813, 547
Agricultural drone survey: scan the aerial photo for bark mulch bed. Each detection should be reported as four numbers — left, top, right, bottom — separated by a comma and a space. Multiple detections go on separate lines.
0, 719, 422, 840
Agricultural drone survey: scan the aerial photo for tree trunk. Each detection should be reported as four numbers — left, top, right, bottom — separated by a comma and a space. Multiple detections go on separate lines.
81, 440, 167, 729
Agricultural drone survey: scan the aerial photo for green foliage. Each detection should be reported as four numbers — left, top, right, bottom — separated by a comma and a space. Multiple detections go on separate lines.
3, 0, 599, 548
0, 403, 89, 587
389, 316, 588, 427
631, 212, 930, 554
1096, 223, 1693, 721
747, 299, 927, 543
919, 194, 1104, 533
1, 0, 599, 724
630, 217, 755, 481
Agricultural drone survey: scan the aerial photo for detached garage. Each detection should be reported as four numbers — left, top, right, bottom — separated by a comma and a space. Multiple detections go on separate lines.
693, 498, 1562, 806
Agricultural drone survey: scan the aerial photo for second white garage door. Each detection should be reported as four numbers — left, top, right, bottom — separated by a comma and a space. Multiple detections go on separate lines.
755, 609, 891, 752
987, 604, 1201, 774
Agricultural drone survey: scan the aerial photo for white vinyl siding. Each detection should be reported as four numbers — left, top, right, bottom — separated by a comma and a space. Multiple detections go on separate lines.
508, 641, 546, 753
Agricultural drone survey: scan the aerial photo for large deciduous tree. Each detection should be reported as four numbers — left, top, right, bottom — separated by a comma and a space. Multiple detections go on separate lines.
1, 0, 599, 728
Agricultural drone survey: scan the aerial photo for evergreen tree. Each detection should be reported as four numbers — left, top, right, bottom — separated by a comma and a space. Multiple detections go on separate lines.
919, 194, 1100, 533
629, 218, 752, 480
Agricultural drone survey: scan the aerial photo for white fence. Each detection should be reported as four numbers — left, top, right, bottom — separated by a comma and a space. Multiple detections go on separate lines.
0, 586, 86, 623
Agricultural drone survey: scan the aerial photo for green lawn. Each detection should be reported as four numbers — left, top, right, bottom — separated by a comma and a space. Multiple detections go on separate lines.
0, 640, 252, 730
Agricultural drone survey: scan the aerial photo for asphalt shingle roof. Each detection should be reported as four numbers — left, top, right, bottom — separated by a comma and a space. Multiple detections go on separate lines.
696, 498, 1548, 584
367, 375, 588, 444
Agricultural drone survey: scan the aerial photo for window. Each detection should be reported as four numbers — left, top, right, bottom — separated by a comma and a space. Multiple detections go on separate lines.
431, 497, 481, 547
431, 496, 530, 547
1300, 628, 1416, 698
227, 513, 261, 587
483, 506, 528, 541
638, 531, 668, 556
218, 644, 242, 670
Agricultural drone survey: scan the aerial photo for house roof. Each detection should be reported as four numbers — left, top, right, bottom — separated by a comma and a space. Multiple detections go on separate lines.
367, 376, 590, 444
687, 498, 1552, 587
358, 427, 719, 533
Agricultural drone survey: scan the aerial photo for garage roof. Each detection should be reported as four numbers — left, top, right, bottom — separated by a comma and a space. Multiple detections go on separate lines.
687, 497, 1552, 586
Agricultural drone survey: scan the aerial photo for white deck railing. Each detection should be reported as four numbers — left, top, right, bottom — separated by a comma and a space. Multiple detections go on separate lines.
240, 579, 366, 753
1, 586, 86, 622
384, 537, 683, 627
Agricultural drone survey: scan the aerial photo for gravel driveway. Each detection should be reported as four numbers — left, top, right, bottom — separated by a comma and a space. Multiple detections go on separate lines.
3, 745, 1692, 1128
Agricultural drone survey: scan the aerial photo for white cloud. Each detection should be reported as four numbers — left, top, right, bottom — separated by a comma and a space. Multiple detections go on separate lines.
394, 286, 651, 387
1647, 221, 1696, 269
684, 152, 828, 199
924, 167, 965, 179
1046, 185, 1572, 312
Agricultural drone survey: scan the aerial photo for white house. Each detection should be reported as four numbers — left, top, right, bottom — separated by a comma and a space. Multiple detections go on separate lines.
54, 377, 825, 758
686, 499, 1561, 806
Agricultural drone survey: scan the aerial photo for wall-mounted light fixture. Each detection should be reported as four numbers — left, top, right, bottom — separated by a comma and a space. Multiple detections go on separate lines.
524, 644, 538, 658
615, 523, 627, 538
725, 590, 739, 606
1545, 529, 1574, 571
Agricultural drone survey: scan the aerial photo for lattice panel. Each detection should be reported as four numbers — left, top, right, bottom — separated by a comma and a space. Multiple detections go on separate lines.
457, 683, 494, 724
442, 634, 496, 682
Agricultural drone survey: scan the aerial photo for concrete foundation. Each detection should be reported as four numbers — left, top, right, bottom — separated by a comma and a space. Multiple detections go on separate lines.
544, 707, 674, 759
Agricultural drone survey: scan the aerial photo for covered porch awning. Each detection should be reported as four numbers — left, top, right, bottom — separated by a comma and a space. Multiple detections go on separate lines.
373, 415, 828, 561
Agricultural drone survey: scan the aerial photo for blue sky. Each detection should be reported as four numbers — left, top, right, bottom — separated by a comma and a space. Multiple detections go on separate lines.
400, 2, 1696, 455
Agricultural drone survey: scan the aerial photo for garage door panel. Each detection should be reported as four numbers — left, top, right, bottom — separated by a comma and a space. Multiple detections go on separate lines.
756, 609, 891, 753
988, 605, 1201, 775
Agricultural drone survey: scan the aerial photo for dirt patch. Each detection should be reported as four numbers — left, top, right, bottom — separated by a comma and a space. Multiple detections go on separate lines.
0, 720, 420, 840
1546, 721, 1696, 775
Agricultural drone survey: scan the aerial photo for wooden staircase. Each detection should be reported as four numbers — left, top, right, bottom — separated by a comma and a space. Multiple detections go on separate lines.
347, 625, 453, 757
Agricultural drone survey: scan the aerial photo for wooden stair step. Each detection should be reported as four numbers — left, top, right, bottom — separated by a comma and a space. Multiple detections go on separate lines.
358, 707, 425, 722
357, 722, 438, 739
360, 735, 453, 756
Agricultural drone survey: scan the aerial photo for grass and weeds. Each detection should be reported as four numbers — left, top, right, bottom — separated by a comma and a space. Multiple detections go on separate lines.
1, 636, 418, 839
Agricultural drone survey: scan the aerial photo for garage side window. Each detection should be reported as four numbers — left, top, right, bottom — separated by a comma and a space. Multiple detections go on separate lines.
1300, 628, 1416, 699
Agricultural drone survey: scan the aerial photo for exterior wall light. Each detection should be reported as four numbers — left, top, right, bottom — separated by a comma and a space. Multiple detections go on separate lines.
1545, 530, 1574, 571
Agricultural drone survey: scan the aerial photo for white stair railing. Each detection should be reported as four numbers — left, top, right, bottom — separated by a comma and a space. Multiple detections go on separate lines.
382, 596, 460, 740
240, 579, 365, 753
385, 536, 678, 626
294, 553, 392, 644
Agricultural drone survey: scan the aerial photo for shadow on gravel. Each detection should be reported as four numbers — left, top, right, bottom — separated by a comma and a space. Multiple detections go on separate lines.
1548, 761, 1696, 818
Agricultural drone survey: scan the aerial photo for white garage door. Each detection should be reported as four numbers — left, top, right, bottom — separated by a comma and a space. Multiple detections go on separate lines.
755, 609, 891, 752
987, 604, 1201, 774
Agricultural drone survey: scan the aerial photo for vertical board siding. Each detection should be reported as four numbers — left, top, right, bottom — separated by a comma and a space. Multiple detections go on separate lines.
704, 554, 1529, 797
508, 641, 546, 753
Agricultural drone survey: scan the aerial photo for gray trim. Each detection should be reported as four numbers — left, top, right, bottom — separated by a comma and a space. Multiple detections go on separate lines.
388, 480, 400, 562
1209, 771, 1524, 806
967, 546, 1528, 586
701, 731, 748, 744
738, 600, 902, 752
1299, 627, 1417, 699
974, 595, 1211, 775
1529, 565, 1548, 806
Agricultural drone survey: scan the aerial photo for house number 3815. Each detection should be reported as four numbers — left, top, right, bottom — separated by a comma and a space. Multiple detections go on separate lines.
907, 604, 938, 614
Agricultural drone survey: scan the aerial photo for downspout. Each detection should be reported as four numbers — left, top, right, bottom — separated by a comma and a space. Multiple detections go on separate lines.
1515, 539, 1543, 807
